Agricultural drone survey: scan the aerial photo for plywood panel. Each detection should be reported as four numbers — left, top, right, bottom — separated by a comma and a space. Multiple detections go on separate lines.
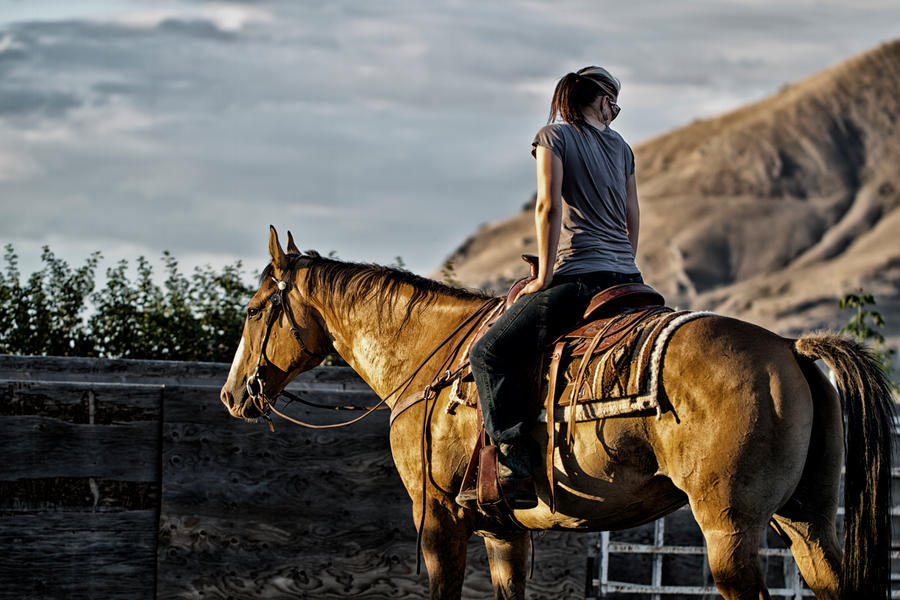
0, 511, 157, 600
0, 416, 160, 480
157, 383, 588, 599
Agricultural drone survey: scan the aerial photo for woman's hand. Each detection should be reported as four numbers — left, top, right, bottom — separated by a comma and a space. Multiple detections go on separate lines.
511, 277, 550, 304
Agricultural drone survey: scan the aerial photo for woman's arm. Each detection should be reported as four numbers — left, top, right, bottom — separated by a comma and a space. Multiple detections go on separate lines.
625, 173, 640, 257
515, 145, 562, 301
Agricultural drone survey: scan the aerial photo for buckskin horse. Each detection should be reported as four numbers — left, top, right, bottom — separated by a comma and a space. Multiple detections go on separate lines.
219, 227, 894, 600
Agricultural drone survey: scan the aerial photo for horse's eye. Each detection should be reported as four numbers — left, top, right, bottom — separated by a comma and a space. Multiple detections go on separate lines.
247, 307, 261, 318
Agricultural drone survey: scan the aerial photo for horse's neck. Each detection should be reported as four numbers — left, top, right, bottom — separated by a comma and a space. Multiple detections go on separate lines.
320, 292, 487, 403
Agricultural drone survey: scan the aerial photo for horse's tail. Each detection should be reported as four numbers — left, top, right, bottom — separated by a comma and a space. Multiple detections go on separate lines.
794, 333, 895, 599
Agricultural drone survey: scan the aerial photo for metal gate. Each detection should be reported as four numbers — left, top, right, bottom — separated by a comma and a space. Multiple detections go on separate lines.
585, 427, 900, 599
586, 511, 815, 599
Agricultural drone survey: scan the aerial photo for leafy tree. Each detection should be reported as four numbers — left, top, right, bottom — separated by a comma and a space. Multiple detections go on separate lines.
0, 245, 255, 362
0, 245, 99, 356
441, 259, 462, 288
840, 290, 897, 388
89, 252, 254, 362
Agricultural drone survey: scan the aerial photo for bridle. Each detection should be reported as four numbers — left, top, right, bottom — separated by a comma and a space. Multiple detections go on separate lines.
245, 275, 331, 428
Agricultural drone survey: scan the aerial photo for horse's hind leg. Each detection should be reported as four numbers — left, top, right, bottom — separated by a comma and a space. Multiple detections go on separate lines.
656, 320, 815, 599
695, 513, 771, 600
770, 514, 840, 600
770, 359, 843, 600
483, 531, 529, 600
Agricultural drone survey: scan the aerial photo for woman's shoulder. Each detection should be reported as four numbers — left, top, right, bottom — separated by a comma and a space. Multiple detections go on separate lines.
603, 127, 633, 153
605, 127, 628, 143
533, 122, 584, 146
536, 122, 581, 136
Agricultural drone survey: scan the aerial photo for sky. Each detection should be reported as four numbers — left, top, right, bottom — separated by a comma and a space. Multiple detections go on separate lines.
1, 0, 899, 281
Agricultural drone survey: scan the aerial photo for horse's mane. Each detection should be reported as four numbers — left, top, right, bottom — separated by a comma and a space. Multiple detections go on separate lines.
263, 252, 492, 327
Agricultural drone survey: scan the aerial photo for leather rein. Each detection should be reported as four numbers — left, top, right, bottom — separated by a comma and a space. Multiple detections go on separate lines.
244, 273, 501, 431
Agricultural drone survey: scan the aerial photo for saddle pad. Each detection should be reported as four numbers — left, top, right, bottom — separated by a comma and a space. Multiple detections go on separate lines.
538, 310, 716, 423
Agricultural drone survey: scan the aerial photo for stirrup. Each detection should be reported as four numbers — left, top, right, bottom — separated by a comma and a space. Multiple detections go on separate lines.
499, 475, 538, 510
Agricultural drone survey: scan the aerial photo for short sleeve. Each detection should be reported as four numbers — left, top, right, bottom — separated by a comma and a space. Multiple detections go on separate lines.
531, 124, 565, 161
625, 142, 635, 177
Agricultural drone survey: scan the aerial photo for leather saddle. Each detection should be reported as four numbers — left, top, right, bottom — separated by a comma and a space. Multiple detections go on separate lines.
457, 255, 667, 513
502, 253, 664, 336
507, 253, 662, 319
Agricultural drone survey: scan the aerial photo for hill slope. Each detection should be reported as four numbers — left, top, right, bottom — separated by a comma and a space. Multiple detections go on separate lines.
440, 40, 900, 351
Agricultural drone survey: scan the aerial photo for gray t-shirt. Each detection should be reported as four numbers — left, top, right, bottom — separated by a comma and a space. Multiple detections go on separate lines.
532, 122, 638, 277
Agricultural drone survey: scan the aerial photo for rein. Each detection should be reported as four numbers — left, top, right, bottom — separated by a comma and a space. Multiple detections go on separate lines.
245, 273, 501, 431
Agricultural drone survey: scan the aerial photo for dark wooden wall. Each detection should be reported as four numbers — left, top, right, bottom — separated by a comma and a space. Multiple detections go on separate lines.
0, 356, 588, 600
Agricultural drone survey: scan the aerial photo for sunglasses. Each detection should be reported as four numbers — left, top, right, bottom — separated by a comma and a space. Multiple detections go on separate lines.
607, 97, 621, 119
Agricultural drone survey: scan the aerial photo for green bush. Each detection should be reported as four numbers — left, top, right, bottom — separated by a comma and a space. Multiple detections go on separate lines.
0, 244, 254, 362
840, 290, 897, 389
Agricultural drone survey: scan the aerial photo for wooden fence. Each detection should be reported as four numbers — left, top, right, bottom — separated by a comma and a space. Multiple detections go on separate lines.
0, 355, 589, 600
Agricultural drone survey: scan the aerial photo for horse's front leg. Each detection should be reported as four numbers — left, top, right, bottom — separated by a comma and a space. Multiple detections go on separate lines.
483, 530, 529, 599
413, 492, 474, 599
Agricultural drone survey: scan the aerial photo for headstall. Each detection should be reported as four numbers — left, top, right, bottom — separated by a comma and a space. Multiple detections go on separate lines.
244, 276, 332, 429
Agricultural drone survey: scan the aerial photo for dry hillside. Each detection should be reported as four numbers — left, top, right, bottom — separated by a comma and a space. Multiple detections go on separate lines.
439, 40, 900, 358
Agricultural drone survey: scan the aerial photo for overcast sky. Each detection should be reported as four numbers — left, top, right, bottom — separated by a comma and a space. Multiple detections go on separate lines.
1, 1, 898, 280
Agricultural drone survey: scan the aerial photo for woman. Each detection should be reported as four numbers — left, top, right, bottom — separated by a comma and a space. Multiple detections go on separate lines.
469, 66, 643, 508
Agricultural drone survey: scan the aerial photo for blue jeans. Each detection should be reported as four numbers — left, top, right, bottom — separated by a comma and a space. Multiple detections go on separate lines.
470, 271, 643, 443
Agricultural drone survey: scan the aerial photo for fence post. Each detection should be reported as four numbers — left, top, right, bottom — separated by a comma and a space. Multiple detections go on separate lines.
600, 530, 610, 597
651, 519, 664, 600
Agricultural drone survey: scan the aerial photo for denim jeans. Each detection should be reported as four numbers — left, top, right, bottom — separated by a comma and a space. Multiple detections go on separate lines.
469, 270, 643, 443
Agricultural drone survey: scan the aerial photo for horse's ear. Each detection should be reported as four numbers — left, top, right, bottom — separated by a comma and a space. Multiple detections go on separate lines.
268, 225, 288, 271
286, 231, 300, 256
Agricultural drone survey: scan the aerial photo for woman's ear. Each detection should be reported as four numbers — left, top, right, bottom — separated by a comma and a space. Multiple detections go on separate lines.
601, 97, 613, 126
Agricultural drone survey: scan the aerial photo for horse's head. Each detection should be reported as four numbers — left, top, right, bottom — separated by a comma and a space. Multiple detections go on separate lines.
220, 226, 333, 421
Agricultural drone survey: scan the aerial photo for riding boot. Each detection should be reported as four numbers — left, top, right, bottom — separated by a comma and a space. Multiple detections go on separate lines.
497, 440, 538, 509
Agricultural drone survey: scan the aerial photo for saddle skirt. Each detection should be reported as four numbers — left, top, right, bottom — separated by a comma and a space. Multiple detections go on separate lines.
538, 308, 703, 423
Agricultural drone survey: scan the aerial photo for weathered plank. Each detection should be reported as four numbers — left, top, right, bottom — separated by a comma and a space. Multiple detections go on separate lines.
0, 478, 157, 512
0, 510, 157, 600
0, 416, 160, 480
163, 383, 382, 426
0, 355, 368, 389
1, 380, 163, 423
0, 358, 590, 598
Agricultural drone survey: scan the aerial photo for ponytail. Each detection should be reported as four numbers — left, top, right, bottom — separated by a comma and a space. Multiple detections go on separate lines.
548, 73, 597, 124
548, 66, 620, 125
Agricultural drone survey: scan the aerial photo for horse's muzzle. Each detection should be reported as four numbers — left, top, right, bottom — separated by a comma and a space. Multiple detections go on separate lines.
220, 385, 235, 410
221, 384, 262, 420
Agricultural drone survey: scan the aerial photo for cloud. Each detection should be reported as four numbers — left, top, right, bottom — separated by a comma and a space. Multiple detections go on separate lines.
1, 0, 899, 277
0, 88, 81, 117
0, 150, 42, 181
82, 2, 273, 32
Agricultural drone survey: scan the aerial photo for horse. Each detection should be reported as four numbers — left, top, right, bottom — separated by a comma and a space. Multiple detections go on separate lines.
220, 227, 894, 600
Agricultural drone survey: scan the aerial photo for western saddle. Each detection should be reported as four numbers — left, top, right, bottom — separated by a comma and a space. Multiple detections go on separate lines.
452, 254, 669, 513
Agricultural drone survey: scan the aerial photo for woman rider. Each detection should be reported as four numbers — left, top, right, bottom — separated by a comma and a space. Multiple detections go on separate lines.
468, 66, 642, 508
